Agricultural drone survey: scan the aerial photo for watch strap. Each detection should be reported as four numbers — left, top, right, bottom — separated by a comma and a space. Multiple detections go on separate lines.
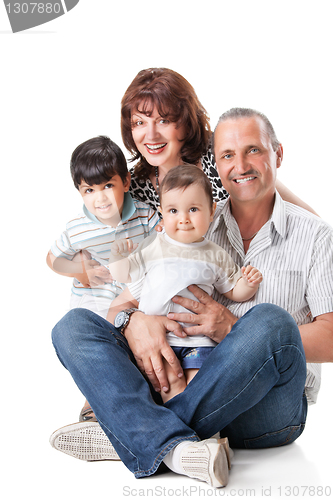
118, 308, 138, 336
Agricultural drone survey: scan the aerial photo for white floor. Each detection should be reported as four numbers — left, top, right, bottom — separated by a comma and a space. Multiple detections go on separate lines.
4, 347, 332, 500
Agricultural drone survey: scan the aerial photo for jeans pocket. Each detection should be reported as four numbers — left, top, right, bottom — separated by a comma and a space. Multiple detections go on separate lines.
244, 423, 306, 449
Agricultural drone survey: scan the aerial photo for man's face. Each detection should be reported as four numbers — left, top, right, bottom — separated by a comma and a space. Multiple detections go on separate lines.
214, 116, 283, 206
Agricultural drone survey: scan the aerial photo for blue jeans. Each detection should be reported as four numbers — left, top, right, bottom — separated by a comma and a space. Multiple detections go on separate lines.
172, 346, 215, 369
52, 303, 308, 478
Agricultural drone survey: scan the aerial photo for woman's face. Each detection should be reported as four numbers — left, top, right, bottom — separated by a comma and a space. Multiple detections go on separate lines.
131, 106, 186, 170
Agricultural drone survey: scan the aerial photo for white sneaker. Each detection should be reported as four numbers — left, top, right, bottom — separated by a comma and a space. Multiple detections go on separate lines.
179, 437, 231, 487
49, 422, 120, 461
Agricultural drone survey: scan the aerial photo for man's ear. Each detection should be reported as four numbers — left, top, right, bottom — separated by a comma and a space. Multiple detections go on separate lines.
276, 144, 283, 169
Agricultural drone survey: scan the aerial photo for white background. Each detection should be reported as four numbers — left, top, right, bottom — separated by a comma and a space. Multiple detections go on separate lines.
1, 1, 333, 499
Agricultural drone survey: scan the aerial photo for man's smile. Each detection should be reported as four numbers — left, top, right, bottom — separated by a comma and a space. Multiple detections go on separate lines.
234, 176, 256, 184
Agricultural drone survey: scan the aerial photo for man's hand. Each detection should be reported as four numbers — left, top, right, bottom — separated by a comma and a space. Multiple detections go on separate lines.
167, 285, 238, 343
124, 311, 186, 393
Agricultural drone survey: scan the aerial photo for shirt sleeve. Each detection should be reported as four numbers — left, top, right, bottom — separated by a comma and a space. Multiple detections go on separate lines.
147, 207, 161, 235
127, 275, 145, 302
50, 230, 77, 260
213, 248, 242, 294
127, 233, 157, 282
306, 224, 333, 317
127, 250, 146, 283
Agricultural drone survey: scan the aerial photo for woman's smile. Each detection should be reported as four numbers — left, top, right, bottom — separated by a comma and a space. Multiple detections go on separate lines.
144, 142, 167, 154
131, 106, 185, 169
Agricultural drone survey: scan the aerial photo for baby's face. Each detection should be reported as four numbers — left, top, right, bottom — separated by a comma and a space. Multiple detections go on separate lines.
159, 184, 215, 244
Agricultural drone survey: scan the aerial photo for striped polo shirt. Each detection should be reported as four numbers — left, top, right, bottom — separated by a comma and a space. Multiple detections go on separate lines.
206, 192, 333, 404
50, 192, 160, 301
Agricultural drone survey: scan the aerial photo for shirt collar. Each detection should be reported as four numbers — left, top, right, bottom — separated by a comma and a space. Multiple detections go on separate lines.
212, 190, 287, 239
83, 192, 136, 226
270, 191, 287, 238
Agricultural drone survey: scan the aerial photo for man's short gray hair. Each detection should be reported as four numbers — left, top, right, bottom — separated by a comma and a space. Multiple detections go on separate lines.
212, 107, 280, 152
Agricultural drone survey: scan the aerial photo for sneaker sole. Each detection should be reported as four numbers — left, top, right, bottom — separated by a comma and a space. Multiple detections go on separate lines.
180, 438, 230, 488
218, 437, 233, 470
49, 421, 120, 461
212, 442, 229, 487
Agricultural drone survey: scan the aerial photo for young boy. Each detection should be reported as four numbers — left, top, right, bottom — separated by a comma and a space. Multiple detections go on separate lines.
47, 135, 160, 320
108, 165, 262, 402
47, 136, 160, 422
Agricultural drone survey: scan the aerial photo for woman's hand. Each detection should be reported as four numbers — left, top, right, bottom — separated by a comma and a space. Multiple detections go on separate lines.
167, 285, 238, 343
124, 311, 186, 393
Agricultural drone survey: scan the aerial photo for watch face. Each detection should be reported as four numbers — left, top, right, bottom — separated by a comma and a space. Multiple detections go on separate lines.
115, 311, 126, 328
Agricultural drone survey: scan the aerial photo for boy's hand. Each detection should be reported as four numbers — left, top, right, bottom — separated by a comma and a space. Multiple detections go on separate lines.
71, 250, 113, 287
111, 238, 138, 257
73, 260, 113, 287
85, 261, 113, 287
241, 265, 263, 287
155, 220, 164, 232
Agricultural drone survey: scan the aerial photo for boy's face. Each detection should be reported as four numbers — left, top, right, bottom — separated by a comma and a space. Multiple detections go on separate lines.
159, 184, 216, 244
78, 173, 131, 227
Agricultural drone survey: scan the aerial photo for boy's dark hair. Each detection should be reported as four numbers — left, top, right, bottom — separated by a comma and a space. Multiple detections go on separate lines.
159, 164, 213, 208
70, 136, 128, 189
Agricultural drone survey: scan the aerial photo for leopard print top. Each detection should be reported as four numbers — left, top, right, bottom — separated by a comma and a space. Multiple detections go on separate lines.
128, 148, 229, 212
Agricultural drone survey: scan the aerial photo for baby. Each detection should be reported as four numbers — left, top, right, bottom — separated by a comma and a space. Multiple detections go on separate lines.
109, 164, 262, 402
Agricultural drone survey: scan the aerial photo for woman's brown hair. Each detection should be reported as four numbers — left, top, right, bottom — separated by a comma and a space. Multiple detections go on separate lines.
121, 68, 211, 180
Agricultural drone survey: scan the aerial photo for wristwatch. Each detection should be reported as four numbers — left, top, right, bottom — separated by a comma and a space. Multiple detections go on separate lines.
114, 308, 138, 335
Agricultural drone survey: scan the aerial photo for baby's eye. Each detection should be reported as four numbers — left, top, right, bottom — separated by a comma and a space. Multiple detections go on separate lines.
169, 208, 178, 214
189, 207, 198, 213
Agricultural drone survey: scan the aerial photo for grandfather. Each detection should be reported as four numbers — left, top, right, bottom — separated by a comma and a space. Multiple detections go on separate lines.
51, 108, 333, 487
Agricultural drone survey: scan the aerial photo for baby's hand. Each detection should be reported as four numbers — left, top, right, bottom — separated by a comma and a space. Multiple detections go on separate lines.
241, 265, 263, 287
111, 238, 138, 257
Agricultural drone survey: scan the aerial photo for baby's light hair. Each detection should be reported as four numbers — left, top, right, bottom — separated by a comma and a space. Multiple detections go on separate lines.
159, 165, 213, 208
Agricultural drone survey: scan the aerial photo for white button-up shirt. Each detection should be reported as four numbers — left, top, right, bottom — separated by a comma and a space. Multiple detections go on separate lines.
206, 191, 333, 404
